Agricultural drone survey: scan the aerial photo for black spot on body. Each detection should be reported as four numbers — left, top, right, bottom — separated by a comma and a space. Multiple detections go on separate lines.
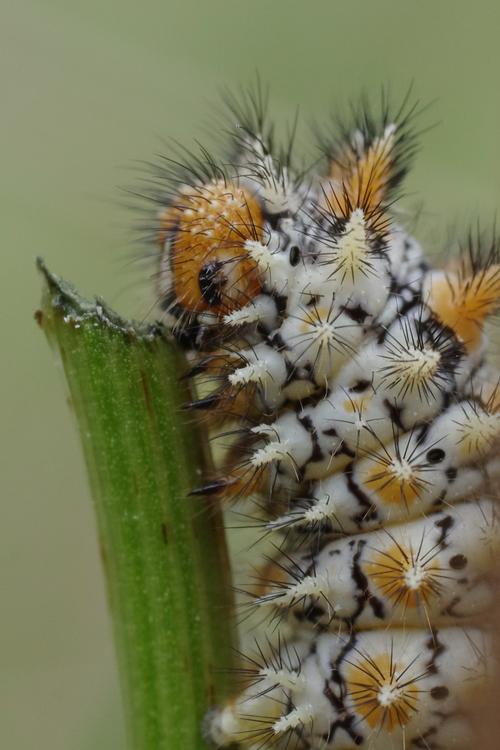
266, 210, 289, 228
270, 332, 287, 351
430, 686, 449, 700
299, 414, 324, 462
289, 245, 301, 266
270, 291, 288, 317
427, 448, 445, 464
441, 595, 464, 618
345, 463, 378, 525
325, 634, 365, 746
337, 441, 356, 459
349, 379, 371, 393
323, 427, 338, 437
449, 554, 467, 570
349, 539, 385, 622
434, 515, 454, 547
302, 603, 326, 623
425, 631, 446, 675
341, 304, 369, 324
383, 398, 405, 430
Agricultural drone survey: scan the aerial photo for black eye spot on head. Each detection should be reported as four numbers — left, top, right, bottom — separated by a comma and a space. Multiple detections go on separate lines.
289, 245, 301, 266
426, 448, 445, 464
449, 554, 467, 570
198, 261, 225, 306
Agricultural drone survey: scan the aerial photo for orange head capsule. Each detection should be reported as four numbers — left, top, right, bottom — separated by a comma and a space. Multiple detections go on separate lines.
158, 179, 263, 318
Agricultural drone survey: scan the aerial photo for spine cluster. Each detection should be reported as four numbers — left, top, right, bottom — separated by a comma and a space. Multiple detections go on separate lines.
151, 86, 500, 749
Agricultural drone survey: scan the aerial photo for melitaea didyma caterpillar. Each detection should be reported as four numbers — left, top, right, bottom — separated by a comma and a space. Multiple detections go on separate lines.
151, 84, 500, 749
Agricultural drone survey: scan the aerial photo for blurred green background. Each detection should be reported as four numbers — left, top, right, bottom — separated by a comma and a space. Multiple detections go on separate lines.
3, 1, 499, 748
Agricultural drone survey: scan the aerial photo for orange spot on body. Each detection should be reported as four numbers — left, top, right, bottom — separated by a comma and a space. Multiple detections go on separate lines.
346, 651, 420, 732
342, 395, 372, 414
299, 306, 330, 333
426, 266, 500, 351
365, 543, 442, 610
323, 126, 396, 218
363, 460, 422, 507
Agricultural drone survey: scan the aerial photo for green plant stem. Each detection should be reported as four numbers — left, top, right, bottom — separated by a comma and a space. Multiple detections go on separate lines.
36, 259, 235, 750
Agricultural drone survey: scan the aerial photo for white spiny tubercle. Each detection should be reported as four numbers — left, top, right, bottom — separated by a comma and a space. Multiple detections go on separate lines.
317, 208, 392, 315
266, 512, 302, 532
278, 303, 364, 383
272, 704, 314, 734
245, 237, 291, 292
386, 344, 442, 388
228, 361, 267, 386
455, 409, 500, 460
244, 239, 274, 269
222, 294, 277, 327
300, 493, 335, 525
251, 441, 290, 468
258, 573, 330, 608
242, 133, 304, 216
330, 208, 368, 275
266, 484, 335, 531
227, 343, 288, 407
251, 412, 313, 472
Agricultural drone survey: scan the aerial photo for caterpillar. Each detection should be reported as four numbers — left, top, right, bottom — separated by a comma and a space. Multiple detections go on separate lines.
151, 85, 500, 749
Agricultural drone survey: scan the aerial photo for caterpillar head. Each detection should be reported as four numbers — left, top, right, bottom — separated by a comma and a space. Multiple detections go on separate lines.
157, 178, 264, 346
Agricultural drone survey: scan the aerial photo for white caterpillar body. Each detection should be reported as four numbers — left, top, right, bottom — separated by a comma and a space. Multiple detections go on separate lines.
255, 499, 498, 629
153, 87, 500, 748
209, 628, 489, 749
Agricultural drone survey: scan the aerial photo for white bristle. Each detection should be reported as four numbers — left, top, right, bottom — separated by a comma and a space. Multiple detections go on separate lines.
250, 441, 289, 468
272, 704, 314, 734
257, 574, 330, 608
223, 295, 276, 327
228, 362, 267, 387
259, 667, 305, 691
